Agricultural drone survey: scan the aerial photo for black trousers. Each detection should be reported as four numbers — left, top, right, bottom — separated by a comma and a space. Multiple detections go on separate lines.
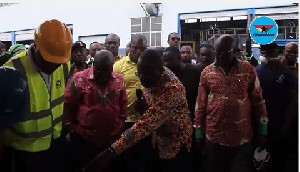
120, 122, 158, 172
205, 141, 252, 172
267, 138, 298, 172
2, 137, 67, 172
159, 146, 193, 172
66, 133, 123, 172
121, 122, 193, 172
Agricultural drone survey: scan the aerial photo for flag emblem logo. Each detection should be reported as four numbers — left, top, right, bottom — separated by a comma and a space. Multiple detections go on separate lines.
254, 25, 274, 33
250, 16, 278, 45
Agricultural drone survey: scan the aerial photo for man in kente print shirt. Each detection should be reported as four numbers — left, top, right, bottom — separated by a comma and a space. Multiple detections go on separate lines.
84, 49, 193, 172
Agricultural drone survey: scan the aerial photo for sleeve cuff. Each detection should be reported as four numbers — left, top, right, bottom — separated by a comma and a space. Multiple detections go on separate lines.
258, 124, 267, 135
111, 142, 122, 155
195, 129, 204, 139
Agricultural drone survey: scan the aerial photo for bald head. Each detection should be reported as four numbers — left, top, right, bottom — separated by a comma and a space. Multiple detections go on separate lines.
284, 42, 298, 66
214, 35, 235, 67
93, 50, 114, 85
285, 42, 298, 52
94, 50, 114, 65
215, 35, 235, 50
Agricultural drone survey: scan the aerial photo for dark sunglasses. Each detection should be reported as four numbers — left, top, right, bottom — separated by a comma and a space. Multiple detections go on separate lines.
171, 37, 181, 41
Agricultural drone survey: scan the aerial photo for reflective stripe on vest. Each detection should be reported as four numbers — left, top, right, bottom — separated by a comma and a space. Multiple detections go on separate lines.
62, 63, 69, 84
4, 51, 69, 152
258, 61, 262, 65
245, 54, 253, 61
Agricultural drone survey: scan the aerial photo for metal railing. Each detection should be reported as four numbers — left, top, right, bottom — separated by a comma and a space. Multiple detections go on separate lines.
200, 26, 299, 42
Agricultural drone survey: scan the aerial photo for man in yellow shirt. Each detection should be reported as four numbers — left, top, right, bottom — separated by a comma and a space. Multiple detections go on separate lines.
113, 34, 146, 124
113, 34, 149, 172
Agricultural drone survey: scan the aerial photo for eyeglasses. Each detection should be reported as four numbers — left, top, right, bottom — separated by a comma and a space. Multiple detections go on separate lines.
171, 37, 181, 41
215, 49, 233, 56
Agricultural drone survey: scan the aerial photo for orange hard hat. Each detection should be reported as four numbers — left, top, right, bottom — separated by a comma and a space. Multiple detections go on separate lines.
34, 19, 72, 64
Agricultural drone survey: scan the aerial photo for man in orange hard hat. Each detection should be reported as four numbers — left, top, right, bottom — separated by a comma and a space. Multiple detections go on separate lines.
2, 19, 71, 172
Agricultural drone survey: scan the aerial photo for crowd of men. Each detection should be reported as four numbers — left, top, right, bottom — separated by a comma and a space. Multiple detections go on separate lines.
0, 19, 298, 172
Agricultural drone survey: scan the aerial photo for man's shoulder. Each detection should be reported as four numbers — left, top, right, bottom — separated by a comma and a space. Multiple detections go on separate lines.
112, 72, 124, 81
168, 72, 185, 90
239, 60, 257, 72
73, 67, 91, 79
180, 64, 200, 79
185, 63, 199, 71
114, 56, 128, 65
240, 60, 255, 67
113, 56, 130, 72
201, 63, 215, 73
278, 64, 295, 77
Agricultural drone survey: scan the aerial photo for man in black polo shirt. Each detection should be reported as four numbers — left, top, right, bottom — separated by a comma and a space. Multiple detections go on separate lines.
162, 47, 200, 172
256, 42, 298, 172
162, 47, 200, 120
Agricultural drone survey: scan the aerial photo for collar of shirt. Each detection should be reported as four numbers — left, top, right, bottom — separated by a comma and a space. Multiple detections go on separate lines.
213, 56, 240, 68
148, 67, 174, 93
125, 55, 137, 64
28, 45, 52, 75
72, 63, 88, 71
281, 58, 298, 70
115, 55, 122, 61
87, 67, 117, 81
27, 44, 52, 91
27, 44, 40, 72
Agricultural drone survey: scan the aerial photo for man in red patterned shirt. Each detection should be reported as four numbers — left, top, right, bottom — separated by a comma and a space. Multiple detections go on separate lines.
63, 50, 127, 172
194, 35, 268, 172
83, 49, 193, 172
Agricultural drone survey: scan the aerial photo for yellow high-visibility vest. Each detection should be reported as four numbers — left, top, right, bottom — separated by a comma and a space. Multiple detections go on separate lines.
3, 51, 70, 152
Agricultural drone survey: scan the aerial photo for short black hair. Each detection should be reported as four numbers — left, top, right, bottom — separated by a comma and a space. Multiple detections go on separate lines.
168, 32, 178, 41
139, 49, 163, 70
90, 42, 99, 46
260, 41, 278, 51
164, 46, 181, 61
72, 41, 86, 50
199, 44, 214, 51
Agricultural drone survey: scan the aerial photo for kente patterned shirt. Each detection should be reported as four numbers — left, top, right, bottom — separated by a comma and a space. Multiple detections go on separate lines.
111, 67, 193, 159
194, 59, 268, 147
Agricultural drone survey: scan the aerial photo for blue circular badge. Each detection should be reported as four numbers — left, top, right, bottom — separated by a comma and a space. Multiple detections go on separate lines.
250, 16, 278, 45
